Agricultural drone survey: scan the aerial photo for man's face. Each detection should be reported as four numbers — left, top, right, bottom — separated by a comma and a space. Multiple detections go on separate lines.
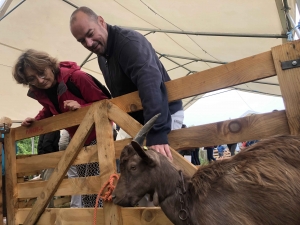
70, 12, 108, 56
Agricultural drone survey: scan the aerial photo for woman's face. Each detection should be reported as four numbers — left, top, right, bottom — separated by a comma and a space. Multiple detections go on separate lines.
24, 66, 56, 89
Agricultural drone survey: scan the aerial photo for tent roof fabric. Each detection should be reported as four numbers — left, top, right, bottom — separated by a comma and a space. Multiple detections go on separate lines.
0, 0, 296, 121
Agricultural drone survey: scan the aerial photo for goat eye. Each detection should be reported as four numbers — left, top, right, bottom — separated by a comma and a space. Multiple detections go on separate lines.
130, 165, 136, 170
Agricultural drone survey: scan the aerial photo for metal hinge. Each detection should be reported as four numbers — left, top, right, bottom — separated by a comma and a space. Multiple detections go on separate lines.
281, 59, 300, 70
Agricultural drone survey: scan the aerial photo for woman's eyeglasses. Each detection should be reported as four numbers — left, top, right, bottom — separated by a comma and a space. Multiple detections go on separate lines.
26, 69, 47, 85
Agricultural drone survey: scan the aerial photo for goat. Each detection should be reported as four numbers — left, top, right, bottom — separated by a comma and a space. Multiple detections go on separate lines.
112, 115, 300, 225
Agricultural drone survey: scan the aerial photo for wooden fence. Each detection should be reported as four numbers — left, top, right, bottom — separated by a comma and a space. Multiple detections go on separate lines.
2, 40, 300, 224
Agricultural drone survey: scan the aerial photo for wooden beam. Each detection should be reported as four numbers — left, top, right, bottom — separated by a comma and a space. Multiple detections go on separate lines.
0, 142, 3, 225
272, 40, 300, 135
16, 208, 171, 225
169, 110, 290, 148
13, 49, 277, 141
4, 129, 17, 225
16, 110, 290, 175
18, 176, 101, 199
22, 104, 96, 225
107, 101, 197, 177
16, 145, 97, 174
94, 100, 122, 225
14, 106, 90, 140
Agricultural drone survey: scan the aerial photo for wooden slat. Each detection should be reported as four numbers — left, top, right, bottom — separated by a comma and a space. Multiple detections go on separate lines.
168, 110, 290, 148
18, 176, 102, 199
22, 105, 96, 225
4, 130, 17, 225
16, 208, 171, 225
272, 40, 300, 135
14, 106, 90, 140
13, 49, 276, 141
107, 102, 197, 177
94, 101, 122, 225
0, 142, 2, 225
16, 145, 97, 174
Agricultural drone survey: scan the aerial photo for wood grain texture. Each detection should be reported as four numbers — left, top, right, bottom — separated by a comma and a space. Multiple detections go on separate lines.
22, 105, 96, 225
94, 100, 122, 225
272, 40, 300, 135
4, 130, 17, 225
0, 143, 2, 225
16, 208, 170, 225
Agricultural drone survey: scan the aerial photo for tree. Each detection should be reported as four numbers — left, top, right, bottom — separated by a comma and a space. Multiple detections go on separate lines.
17, 136, 39, 155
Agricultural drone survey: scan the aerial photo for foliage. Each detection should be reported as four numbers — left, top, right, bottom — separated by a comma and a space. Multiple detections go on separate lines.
17, 136, 39, 155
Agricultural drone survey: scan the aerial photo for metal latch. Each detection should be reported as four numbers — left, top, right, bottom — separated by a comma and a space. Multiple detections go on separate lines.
0, 123, 10, 134
281, 59, 300, 70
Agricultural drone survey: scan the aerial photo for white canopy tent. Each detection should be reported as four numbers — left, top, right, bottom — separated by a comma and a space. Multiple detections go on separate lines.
0, 0, 297, 124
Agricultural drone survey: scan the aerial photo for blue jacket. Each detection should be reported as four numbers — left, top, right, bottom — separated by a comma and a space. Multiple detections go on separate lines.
98, 25, 183, 146
217, 145, 225, 153
1, 132, 18, 175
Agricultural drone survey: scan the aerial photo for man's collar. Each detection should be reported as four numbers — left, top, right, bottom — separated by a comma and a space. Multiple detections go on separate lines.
103, 24, 115, 58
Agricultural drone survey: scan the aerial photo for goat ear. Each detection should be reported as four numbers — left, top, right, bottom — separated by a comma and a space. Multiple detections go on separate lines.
131, 141, 156, 166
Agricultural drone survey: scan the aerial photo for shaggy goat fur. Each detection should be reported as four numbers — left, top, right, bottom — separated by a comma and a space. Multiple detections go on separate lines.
113, 135, 300, 225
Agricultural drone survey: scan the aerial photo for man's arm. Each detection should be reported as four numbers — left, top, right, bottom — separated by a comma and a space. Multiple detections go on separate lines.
118, 39, 172, 158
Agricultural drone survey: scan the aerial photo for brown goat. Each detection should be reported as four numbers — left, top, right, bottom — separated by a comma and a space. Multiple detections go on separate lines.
112, 118, 300, 225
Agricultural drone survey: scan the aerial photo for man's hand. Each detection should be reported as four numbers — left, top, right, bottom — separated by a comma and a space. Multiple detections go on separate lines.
150, 144, 173, 161
21, 117, 35, 127
64, 100, 81, 111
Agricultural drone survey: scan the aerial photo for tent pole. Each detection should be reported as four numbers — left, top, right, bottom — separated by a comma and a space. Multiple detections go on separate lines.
121, 26, 286, 39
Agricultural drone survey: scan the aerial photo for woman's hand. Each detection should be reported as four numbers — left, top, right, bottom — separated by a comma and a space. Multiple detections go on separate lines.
21, 117, 35, 127
64, 100, 81, 111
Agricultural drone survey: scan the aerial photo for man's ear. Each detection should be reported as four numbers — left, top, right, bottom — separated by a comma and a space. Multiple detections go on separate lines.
98, 16, 105, 26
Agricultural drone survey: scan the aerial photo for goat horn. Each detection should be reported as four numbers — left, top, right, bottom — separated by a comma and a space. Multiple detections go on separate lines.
133, 113, 161, 145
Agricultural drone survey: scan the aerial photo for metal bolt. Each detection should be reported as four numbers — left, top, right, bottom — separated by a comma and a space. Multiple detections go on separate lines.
292, 61, 297, 66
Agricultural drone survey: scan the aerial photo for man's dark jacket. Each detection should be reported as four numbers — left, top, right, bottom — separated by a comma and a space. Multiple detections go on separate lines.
98, 24, 183, 145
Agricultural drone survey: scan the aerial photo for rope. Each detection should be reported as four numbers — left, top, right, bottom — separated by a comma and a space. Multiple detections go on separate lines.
93, 174, 119, 225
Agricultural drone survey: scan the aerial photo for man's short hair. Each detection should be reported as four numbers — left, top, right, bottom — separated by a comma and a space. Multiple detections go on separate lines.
70, 6, 98, 24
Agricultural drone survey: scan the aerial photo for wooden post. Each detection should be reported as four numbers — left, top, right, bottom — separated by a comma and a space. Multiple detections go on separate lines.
272, 40, 300, 135
94, 100, 122, 225
23, 104, 96, 225
0, 142, 3, 225
107, 101, 197, 177
4, 129, 17, 225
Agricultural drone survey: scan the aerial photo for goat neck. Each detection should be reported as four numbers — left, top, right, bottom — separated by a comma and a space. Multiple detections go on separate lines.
155, 158, 194, 225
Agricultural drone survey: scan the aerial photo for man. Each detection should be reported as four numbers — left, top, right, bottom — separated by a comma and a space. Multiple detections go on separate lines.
70, 7, 184, 160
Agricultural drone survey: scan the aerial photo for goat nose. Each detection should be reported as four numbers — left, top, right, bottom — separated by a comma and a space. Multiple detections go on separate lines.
112, 194, 116, 200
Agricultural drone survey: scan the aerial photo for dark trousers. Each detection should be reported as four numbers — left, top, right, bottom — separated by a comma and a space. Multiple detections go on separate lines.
206, 147, 216, 162
227, 143, 237, 156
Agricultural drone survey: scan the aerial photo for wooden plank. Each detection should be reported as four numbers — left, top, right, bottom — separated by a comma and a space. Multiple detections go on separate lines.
16, 145, 97, 174
272, 40, 300, 135
0, 142, 2, 225
168, 110, 290, 148
18, 176, 101, 199
16, 208, 170, 225
107, 102, 197, 177
4, 130, 17, 225
121, 208, 172, 225
94, 101, 122, 225
13, 50, 276, 141
22, 105, 96, 225
14, 106, 90, 140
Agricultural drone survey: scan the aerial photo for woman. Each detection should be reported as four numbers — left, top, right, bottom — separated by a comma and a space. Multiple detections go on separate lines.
12, 49, 109, 208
